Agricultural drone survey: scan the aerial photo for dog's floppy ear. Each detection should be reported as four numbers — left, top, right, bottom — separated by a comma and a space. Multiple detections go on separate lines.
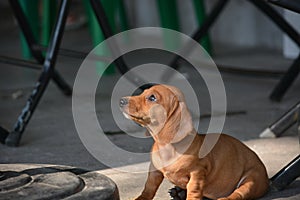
171, 101, 194, 143
148, 104, 167, 136
162, 85, 195, 143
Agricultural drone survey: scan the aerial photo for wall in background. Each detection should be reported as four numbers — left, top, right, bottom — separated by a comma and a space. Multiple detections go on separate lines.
124, 0, 287, 53
283, 10, 300, 58
3, 0, 298, 57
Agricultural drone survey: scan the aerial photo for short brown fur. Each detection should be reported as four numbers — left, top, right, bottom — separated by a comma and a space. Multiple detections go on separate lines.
120, 84, 269, 200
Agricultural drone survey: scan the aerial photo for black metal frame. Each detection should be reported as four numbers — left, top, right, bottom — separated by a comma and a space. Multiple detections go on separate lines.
2, 0, 298, 146
166, 0, 300, 102
271, 155, 300, 191
251, 0, 300, 101
9, 0, 72, 96
269, 103, 300, 191
259, 0, 300, 190
260, 102, 300, 138
89, 0, 146, 88
0, 0, 71, 146
263, 102, 300, 190
0, 0, 135, 146
162, 0, 229, 82
269, 0, 300, 14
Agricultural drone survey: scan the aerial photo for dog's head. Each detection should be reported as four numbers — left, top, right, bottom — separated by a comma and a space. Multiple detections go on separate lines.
120, 84, 194, 143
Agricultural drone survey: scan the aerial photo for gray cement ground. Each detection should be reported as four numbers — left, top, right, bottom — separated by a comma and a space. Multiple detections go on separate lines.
0, 5, 300, 200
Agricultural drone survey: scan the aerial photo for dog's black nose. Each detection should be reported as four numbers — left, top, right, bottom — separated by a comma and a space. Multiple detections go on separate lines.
119, 98, 128, 107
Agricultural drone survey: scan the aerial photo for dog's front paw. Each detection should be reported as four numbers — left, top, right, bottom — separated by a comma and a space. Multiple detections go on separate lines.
169, 186, 187, 200
217, 198, 230, 200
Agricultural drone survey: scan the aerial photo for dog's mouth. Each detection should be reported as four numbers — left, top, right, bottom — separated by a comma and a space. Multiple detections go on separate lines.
122, 111, 150, 126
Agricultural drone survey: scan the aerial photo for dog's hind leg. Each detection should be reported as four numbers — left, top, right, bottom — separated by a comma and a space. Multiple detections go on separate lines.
217, 176, 269, 200
218, 182, 253, 200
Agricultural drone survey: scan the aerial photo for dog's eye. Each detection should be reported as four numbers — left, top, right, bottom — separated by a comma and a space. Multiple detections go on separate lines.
147, 95, 157, 102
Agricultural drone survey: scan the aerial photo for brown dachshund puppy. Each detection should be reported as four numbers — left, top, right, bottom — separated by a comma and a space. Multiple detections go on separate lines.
120, 84, 269, 200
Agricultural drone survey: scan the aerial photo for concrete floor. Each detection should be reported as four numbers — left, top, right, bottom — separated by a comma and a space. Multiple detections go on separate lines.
0, 5, 300, 200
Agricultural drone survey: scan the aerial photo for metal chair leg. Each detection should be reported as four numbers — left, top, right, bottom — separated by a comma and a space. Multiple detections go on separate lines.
89, 0, 146, 89
4, 0, 70, 146
269, 0, 300, 14
263, 104, 300, 190
161, 0, 300, 100
0, 127, 9, 144
9, 0, 72, 96
271, 155, 300, 191
89, 0, 128, 74
260, 101, 300, 138
270, 54, 300, 101
249, 0, 300, 101
250, 0, 300, 46
161, 0, 229, 82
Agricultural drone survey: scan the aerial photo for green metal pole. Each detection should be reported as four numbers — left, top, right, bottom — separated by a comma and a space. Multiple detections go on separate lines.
41, 0, 57, 46
116, 0, 129, 32
156, 0, 180, 31
84, 0, 118, 75
156, 0, 181, 51
19, 0, 39, 59
193, 0, 212, 54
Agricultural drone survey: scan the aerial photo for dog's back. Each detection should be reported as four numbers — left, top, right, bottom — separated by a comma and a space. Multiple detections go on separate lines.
196, 134, 269, 199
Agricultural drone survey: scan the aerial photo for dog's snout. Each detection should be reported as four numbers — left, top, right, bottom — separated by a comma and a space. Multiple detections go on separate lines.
120, 97, 129, 107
